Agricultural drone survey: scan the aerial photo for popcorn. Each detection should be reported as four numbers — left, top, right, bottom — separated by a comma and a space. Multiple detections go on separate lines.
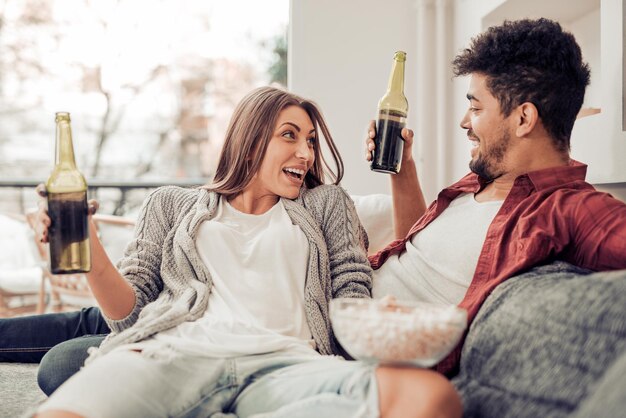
330, 298, 467, 367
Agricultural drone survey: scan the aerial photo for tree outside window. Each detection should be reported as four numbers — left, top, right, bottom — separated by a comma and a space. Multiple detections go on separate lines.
0, 0, 288, 213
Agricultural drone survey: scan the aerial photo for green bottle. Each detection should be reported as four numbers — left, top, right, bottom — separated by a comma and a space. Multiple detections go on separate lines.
46, 112, 91, 274
370, 51, 409, 174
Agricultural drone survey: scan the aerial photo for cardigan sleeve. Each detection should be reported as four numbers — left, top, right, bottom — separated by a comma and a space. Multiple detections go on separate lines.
102, 186, 180, 332
311, 185, 373, 299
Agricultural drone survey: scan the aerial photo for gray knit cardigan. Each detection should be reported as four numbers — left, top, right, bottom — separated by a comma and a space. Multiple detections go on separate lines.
88, 184, 373, 362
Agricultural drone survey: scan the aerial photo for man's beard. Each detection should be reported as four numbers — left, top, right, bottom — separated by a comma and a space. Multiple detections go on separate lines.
469, 131, 510, 182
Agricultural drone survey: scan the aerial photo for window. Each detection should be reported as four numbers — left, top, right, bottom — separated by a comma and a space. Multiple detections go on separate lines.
0, 0, 288, 212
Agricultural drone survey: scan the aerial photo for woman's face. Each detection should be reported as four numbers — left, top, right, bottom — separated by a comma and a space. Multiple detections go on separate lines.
247, 105, 316, 200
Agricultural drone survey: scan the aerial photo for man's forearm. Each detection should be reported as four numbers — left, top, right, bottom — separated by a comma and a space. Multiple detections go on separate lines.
390, 158, 427, 239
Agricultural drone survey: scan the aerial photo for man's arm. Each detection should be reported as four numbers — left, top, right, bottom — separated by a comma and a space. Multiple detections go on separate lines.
366, 121, 427, 238
390, 142, 426, 238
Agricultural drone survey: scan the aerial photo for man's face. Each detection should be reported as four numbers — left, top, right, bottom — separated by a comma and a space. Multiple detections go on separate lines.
459, 74, 513, 182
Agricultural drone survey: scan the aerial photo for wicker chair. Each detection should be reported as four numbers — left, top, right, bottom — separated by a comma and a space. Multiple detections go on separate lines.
0, 270, 45, 318
0, 213, 45, 317
25, 210, 136, 312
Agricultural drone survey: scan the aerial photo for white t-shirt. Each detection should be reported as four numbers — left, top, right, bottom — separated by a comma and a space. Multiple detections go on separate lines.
372, 193, 503, 305
153, 198, 317, 357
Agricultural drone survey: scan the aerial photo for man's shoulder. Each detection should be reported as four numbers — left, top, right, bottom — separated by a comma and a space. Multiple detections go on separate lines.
536, 185, 626, 221
547, 183, 622, 202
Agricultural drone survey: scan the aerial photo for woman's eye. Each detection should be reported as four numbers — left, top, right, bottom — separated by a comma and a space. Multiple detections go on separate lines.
469, 106, 479, 113
307, 137, 316, 146
282, 130, 295, 139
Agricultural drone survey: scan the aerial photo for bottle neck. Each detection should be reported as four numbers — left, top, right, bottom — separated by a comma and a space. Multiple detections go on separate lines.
55, 120, 77, 169
386, 58, 405, 94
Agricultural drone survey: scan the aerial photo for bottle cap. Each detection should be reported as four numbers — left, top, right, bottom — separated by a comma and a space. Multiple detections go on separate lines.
55, 112, 71, 122
394, 51, 407, 62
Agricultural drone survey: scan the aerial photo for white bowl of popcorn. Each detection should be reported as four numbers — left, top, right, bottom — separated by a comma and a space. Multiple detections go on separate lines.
330, 298, 467, 367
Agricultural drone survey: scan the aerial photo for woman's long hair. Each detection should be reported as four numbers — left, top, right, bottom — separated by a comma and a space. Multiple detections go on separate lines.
205, 86, 344, 198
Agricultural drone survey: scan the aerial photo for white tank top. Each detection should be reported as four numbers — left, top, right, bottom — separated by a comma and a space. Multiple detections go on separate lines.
372, 193, 503, 305
154, 197, 317, 357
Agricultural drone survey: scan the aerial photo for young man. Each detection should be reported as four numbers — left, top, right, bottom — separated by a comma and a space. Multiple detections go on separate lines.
2, 17, 626, 393
367, 18, 626, 376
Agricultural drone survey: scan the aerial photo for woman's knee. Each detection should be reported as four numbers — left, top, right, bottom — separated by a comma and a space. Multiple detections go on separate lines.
38, 335, 105, 396
376, 366, 462, 418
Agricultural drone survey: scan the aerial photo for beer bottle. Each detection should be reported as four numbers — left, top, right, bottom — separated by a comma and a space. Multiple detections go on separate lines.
45, 112, 91, 274
370, 51, 409, 174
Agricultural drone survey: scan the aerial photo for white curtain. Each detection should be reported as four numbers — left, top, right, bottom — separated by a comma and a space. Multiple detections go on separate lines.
414, 0, 455, 200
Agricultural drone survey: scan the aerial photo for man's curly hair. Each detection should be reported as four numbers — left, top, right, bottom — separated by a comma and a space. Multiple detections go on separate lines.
452, 18, 590, 152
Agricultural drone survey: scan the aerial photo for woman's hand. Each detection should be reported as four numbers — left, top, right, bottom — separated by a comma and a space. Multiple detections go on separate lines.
34, 183, 99, 243
364, 120, 414, 164
35, 183, 136, 320
34, 184, 51, 243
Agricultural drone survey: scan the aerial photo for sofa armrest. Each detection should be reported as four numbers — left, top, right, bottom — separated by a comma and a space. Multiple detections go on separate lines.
571, 349, 626, 417
351, 194, 394, 255
452, 262, 626, 418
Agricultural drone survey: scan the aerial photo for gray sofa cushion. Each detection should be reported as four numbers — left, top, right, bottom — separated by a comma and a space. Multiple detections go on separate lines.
571, 348, 626, 417
452, 261, 626, 418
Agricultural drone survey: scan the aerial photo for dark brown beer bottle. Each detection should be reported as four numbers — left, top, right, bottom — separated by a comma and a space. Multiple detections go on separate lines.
370, 51, 409, 174
45, 112, 91, 274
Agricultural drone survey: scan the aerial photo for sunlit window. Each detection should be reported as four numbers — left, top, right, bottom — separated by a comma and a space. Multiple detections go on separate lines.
0, 0, 288, 190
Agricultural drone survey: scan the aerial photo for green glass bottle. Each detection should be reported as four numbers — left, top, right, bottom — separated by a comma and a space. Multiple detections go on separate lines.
370, 51, 409, 174
45, 112, 91, 274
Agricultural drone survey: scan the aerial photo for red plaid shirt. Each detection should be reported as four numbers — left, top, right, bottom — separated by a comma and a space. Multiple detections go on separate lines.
369, 160, 626, 376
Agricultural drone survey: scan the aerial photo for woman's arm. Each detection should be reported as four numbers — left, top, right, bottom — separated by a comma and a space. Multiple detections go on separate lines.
85, 218, 136, 320
36, 186, 177, 332
102, 187, 180, 331
314, 186, 373, 299
34, 188, 135, 320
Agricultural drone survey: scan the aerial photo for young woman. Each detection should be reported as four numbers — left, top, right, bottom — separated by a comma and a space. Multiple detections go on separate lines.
32, 87, 461, 418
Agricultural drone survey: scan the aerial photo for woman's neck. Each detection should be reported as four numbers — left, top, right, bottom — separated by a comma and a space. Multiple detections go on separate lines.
228, 191, 279, 215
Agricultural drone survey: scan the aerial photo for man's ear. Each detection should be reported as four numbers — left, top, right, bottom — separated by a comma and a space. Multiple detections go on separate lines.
515, 102, 539, 137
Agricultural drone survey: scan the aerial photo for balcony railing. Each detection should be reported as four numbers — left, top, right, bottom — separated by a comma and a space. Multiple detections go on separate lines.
0, 178, 207, 215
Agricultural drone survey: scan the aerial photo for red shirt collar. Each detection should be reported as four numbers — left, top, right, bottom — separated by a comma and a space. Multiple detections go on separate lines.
525, 159, 587, 190
447, 159, 588, 194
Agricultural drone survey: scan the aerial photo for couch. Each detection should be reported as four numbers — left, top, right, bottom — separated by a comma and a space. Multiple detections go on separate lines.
452, 261, 626, 417
1, 194, 625, 417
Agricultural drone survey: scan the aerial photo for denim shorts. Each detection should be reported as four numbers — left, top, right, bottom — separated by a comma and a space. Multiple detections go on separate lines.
38, 343, 379, 418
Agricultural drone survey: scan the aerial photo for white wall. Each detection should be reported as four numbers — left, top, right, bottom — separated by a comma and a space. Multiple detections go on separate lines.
290, 0, 626, 199
289, 0, 418, 196
570, 0, 626, 183
449, 1, 494, 187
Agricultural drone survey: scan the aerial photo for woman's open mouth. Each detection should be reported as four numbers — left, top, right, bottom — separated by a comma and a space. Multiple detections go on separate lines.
283, 167, 305, 183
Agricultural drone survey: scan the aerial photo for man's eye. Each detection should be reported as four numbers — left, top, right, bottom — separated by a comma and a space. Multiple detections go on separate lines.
469, 107, 479, 112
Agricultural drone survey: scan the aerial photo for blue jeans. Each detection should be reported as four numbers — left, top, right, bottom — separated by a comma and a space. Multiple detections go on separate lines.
39, 344, 379, 418
0, 307, 108, 395
0, 306, 108, 363
38, 334, 106, 395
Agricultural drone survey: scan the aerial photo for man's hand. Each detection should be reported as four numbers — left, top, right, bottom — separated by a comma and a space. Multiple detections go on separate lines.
364, 120, 415, 164
362, 121, 426, 239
